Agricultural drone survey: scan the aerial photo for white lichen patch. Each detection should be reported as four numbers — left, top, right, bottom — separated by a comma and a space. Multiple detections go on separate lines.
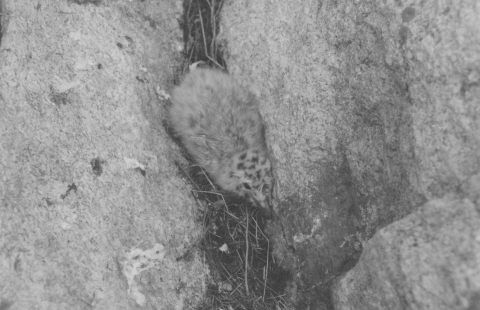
124, 157, 146, 170
293, 217, 322, 243
122, 243, 166, 306
155, 86, 171, 101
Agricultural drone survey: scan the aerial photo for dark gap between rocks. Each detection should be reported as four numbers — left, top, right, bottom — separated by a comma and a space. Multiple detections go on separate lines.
172, 0, 293, 309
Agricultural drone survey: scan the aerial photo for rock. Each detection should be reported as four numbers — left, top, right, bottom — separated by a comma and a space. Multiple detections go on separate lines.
0, 1, 205, 309
332, 195, 480, 310
221, 0, 480, 307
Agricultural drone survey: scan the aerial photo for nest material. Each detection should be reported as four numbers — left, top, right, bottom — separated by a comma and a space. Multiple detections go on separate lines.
182, 164, 291, 310
181, 0, 227, 71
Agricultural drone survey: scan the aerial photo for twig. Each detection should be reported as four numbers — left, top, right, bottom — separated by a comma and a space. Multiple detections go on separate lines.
198, 7, 209, 59
210, 0, 216, 60
263, 240, 269, 301
199, 167, 217, 189
244, 207, 250, 296
215, 0, 225, 18
198, 1, 224, 69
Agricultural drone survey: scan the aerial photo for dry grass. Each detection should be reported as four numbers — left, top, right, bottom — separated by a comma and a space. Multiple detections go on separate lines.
181, 0, 227, 72
173, 154, 292, 310
182, 165, 292, 310
201, 206, 291, 310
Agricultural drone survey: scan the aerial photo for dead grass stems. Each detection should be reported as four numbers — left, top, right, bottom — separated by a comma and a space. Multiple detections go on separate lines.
182, 0, 226, 72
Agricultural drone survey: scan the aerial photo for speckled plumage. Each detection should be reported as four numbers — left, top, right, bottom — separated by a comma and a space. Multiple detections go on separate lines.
169, 68, 273, 217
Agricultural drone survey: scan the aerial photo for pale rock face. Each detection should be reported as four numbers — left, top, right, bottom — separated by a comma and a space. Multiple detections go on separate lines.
221, 0, 480, 307
332, 193, 480, 310
0, 1, 207, 309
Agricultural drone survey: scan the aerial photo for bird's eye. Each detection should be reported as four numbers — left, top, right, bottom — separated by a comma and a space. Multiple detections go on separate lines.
243, 183, 251, 190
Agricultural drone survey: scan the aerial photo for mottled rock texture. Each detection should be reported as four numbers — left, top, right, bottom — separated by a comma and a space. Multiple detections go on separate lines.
332, 191, 480, 310
221, 0, 480, 308
0, 0, 205, 309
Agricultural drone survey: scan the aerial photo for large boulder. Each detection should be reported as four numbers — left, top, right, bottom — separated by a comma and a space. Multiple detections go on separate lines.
332, 188, 480, 310
0, 0, 205, 309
